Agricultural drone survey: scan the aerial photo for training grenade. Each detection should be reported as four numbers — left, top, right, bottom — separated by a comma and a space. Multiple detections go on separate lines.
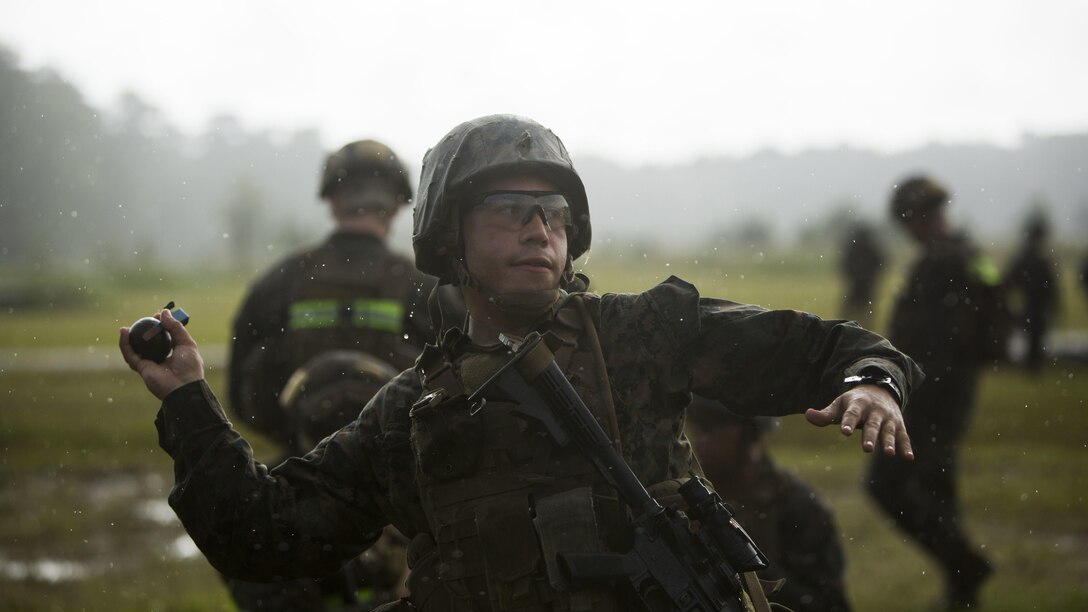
128, 301, 190, 363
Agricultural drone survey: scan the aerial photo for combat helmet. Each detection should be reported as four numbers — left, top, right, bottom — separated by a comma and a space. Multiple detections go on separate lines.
279, 350, 399, 451
891, 175, 949, 221
319, 140, 413, 204
412, 115, 591, 284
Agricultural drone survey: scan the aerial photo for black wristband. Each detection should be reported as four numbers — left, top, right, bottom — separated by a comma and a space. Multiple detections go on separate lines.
843, 374, 902, 407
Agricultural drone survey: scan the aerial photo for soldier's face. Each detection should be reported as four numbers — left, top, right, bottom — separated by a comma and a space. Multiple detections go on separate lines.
688, 423, 748, 479
331, 177, 403, 214
461, 174, 569, 296
899, 215, 933, 243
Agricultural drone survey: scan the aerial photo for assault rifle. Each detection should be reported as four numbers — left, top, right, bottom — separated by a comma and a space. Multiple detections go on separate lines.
467, 332, 768, 612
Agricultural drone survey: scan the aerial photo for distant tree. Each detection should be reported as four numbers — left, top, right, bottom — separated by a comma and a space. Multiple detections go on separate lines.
222, 178, 265, 270
1, 48, 329, 272
271, 215, 318, 257
736, 217, 774, 250
0, 46, 105, 265
796, 200, 857, 253
99, 91, 188, 263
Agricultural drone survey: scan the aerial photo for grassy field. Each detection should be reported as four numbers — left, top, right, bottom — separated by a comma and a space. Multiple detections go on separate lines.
1, 251, 1087, 610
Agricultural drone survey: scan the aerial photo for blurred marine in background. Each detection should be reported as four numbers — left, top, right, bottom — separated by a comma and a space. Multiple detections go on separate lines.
867, 175, 999, 610
839, 222, 886, 328
686, 396, 851, 612
229, 139, 435, 451
225, 140, 436, 610
1004, 211, 1060, 372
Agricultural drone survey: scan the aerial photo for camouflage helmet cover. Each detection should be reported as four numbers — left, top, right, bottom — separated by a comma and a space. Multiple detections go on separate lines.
411, 115, 591, 282
891, 175, 949, 220
319, 139, 413, 203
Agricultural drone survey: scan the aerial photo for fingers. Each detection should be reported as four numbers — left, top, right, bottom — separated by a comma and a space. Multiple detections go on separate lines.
803, 408, 829, 426
838, 399, 863, 437
810, 387, 913, 459
804, 395, 842, 427
160, 309, 197, 349
119, 313, 203, 401
894, 422, 914, 461
807, 394, 863, 437
868, 411, 913, 459
118, 327, 142, 371
860, 413, 883, 454
159, 310, 205, 388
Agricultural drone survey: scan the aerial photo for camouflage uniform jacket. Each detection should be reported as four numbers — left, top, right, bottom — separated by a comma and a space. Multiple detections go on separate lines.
227, 230, 435, 448
157, 276, 920, 591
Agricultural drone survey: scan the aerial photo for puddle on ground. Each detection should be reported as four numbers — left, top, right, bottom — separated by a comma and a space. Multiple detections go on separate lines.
168, 535, 201, 560
135, 498, 178, 526
0, 470, 200, 583
0, 553, 106, 583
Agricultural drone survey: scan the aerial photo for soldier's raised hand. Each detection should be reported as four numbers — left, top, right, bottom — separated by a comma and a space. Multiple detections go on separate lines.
119, 309, 205, 400
804, 385, 913, 460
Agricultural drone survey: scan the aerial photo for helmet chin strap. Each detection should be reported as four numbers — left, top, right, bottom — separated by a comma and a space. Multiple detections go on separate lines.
452, 256, 574, 318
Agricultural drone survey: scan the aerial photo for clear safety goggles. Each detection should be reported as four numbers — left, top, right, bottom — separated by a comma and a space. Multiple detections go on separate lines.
469, 191, 574, 232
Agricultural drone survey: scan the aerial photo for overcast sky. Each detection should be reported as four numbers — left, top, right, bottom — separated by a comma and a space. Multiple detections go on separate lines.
2, 0, 1086, 167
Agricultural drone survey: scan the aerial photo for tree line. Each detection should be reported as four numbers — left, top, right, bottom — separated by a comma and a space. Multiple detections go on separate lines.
0, 44, 326, 271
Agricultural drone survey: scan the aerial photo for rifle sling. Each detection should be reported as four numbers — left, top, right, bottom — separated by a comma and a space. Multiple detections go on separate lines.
742, 570, 776, 612
567, 296, 774, 611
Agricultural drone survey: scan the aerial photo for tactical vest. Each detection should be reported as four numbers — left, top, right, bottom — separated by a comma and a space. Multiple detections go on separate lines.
405, 295, 631, 612
402, 295, 772, 612
284, 245, 422, 375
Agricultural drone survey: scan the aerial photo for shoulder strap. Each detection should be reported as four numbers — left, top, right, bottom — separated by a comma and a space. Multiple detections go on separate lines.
571, 294, 623, 456
741, 571, 779, 612
571, 294, 768, 610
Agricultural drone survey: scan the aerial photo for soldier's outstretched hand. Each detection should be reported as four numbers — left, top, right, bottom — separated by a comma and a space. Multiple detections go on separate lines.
804, 385, 913, 460
118, 309, 205, 400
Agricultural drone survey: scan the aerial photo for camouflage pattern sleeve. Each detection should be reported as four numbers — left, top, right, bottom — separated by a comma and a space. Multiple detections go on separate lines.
156, 371, 424, 581
602, 276, 921, 420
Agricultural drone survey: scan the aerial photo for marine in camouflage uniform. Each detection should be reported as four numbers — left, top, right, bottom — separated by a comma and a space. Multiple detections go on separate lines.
687, 396, 851, 612
866, 175, 996, 610
1004, 212, 1060, 372
839, 222, 886, 328
1080, 252, 1088, 303
122, 115, 922, 612
226, 141, 433, 611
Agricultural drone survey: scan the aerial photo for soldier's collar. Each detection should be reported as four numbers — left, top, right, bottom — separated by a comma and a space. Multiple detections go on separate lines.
456, 293, 573, 351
